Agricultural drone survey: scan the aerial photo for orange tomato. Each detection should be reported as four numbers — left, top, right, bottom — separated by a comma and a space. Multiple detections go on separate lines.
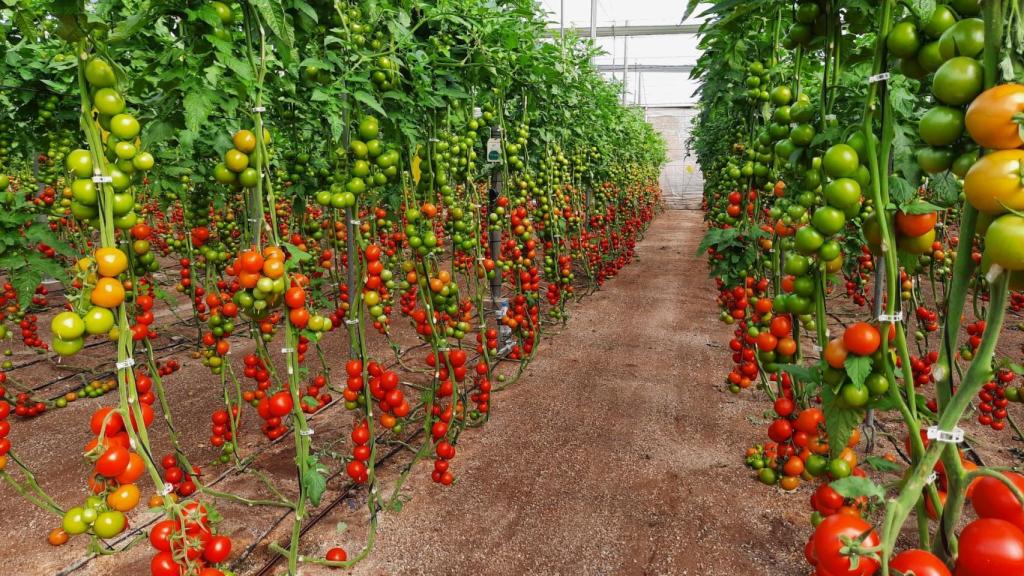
94, 247, 129, 277
262, 258, 285, 279
48, 528, 69, 546
91, 277, 126, 308
289, 307, 309, 328
965, 83, 1024, 149
238, 271, 260, 289
780, 476, 800, 491
776, 337, 797, 356
795, 408, 826, 434
895, 211, 938, 238
263, 245, 286, 261
107, 483, 141, 512
824, 338, 848, 369
783, 457, 805, 477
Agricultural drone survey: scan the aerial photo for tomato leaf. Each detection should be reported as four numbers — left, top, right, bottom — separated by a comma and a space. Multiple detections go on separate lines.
353, 90, 387, 117
901, 200, 942, 215
888, 175, 916, 207
907, 0, 936, 23
864, 456, 903, 473
928, 171, 960, 208
302, 458, 328, 507
830, 476, 886, 501
844, 355, 872, 388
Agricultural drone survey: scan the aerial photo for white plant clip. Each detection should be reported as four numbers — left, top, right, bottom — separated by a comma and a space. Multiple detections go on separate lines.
251, 106, 266, 113
824, 114, 837, 121
350, 219, 361, 226
116, 358, 136, 370
925, 471, 938, 485
160, 482, 175, 496
868, 72, 890, 84
92, 175, 113, 183
300, 428, 314, 436
281, 347, 295, 354
878, 312, 903, 322
926, 426, 964, 444
344, 318, 359, 326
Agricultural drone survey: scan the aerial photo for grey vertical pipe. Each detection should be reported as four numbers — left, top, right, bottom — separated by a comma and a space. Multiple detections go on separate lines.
560, 0, 565, 39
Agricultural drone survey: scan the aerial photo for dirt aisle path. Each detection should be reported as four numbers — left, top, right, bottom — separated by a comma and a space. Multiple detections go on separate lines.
337, 210, 806, 576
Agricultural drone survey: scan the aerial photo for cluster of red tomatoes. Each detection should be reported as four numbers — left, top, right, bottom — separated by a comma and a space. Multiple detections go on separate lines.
159, 453, 201, 498
149, 502, 232, 576
0, 391, 11, 470
346, 420, 372, 484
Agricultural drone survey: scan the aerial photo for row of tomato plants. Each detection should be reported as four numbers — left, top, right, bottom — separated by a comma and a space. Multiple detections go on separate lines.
693, 0, 1024, 574
0, 0, 665, 574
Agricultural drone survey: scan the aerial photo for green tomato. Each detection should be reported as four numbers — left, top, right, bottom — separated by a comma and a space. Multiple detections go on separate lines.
824, 178, 862, 209
841, 381, 870, 408
133, 152, 154, 171
111, 193, 134, 216
67, 149, 94, 178
238, 167, 260, 188
72, 179, 98, 205
85, 59, 116, 87
916, 147, 956, 174
62, 507, 89, 535
933, 56, 983, 105
811, 204, 843, 234
109, 114, 140, 140
794, 226, 824, 255
818, 240, 842, 262
358, 116, 379, 141
917, 41, 946, 72
952, 149, 980, 178
938, 18, 985, 59
822, 144, 860, 178
923, 5, 957, 38
865, 372, 890, 396
770, 85, 792, 106
93, 510, 126, 539
828, 458, 852, 479
919, 106, 965, 147
93, 88, 126, 116
52, 312, 86, 340
985, 214, 1024, 271
789, 123, 816, 147
887, 21, 921, 58
805, 454, 828, 477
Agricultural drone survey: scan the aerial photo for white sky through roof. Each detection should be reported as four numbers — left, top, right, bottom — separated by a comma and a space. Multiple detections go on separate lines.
538, 0, 710, 107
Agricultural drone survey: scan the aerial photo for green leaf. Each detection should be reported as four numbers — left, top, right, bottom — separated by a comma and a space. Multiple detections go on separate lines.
928, 171, 960, 207
183, 90, 215, 134
889, 174, 917, 206
901, 200, 942, 215
844, 355, 873, 388
864, 456, 903, 473
822, 383, 866, 458
775, 363, 821, 385
302, 462, 328, 507
830, 476, 886, 501
251, 0, 295, 47
11, 265, 42, 309
353, 90, 386, 117
908, 0, 936, 22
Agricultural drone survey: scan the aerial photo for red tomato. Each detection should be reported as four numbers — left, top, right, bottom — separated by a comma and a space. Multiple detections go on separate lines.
955, 518, 1024, 576
890, 549, 950, 576
812, 514, 880, 576
971, 472, 1024, 531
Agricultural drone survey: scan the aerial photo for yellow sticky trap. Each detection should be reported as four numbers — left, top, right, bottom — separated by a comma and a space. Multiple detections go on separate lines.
412, 154, 421, 184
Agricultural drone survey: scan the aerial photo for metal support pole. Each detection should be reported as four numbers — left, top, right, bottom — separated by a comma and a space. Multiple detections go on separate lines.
622, 21, 629, 105
487, 126, 508, 353
560, 0, 565, 39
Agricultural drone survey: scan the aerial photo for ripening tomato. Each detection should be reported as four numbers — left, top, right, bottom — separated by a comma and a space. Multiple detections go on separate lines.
91, 277, 126, 308
95, 247, 129, 277
964, 149, 1024, 214
233, 129, 257, 154
268, 391, 293, 417
895, 211, 937, 238
106, 483, 141, 512
824, 338, 848, 369
966, 84, 1024, 148
843, 323, 880, 356
794, 408, 825, 434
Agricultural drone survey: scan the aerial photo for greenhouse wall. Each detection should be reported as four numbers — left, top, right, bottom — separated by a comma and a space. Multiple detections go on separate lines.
646, 106, 704, 210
